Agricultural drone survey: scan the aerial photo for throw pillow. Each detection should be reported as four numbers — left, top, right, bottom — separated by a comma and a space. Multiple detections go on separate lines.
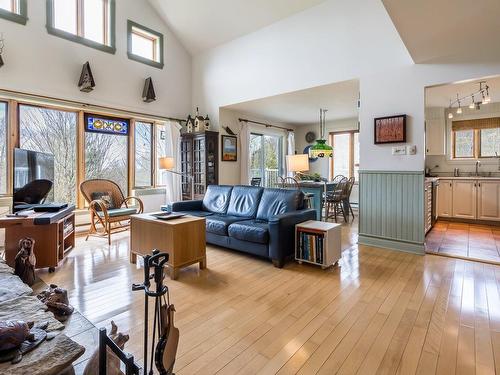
91, 191, 115, 211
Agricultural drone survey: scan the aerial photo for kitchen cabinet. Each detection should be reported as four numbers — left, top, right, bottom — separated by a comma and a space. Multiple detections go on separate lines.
452, 180, 477, 219
425, 119, 446, 155
437, 179, 453, 217
436, 178, 500, 222
477, 180, 500, 221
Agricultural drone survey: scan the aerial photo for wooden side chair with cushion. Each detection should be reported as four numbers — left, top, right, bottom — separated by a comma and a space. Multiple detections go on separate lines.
80, 179, 144, 245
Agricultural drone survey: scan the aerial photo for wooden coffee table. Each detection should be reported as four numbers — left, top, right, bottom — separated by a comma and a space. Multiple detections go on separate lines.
129, 213, 206, 280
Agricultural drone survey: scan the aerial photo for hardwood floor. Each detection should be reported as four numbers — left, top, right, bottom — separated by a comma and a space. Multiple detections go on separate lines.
37, 219, 500, 374
426, 220, 500, 264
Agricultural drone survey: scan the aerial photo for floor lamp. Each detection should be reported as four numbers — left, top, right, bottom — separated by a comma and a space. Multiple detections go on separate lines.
158, 157, 194, 200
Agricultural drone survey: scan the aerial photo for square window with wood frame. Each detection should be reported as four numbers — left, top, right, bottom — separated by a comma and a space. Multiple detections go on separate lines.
47, 0, 115, 53
452, 118, 500, 159
127, 20, 164, 68
0, 0, 27, 24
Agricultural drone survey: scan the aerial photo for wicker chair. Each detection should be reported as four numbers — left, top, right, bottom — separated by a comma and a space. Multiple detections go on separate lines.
80, 179, 144, 245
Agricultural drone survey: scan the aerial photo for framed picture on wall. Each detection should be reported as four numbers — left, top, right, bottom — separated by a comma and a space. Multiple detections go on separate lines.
221, 135, 237, 161
374, 114, 406, 144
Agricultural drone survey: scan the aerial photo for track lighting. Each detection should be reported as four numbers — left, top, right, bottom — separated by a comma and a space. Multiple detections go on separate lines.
456, 95, 462, 114
449, 81, 492, 112
469, 95, 475, 109
448, 112, 453, 119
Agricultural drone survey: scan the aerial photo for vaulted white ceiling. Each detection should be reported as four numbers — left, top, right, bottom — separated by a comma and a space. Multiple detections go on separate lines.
148, 0, 327, 55
223, 79, 359, 125
382, 0, 500, 63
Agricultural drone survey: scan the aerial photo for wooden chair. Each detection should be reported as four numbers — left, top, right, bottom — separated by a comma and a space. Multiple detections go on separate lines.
324, 177, 349, 222
344, 177, 356, 221
281, 177, 313, 209
80, 179, 144, 245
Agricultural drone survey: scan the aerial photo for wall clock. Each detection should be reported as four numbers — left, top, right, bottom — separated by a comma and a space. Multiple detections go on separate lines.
305, 131, 316, 143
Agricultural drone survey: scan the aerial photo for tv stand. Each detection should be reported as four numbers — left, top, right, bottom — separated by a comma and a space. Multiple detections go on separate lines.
1, 205, 75, 272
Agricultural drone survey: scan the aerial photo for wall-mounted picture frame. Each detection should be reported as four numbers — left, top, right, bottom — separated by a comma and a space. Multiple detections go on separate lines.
221, 135, 237, 161
374, 114, 406, 144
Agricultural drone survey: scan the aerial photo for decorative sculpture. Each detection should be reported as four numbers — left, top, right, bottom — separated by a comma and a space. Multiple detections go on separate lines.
223, 126, 236, 135
78, 61, 95, 92
0, 320, 48, 364
142, 77, 156, 102
37, 284, 74, 320
155, 304, 179, 375
204, 115, 210, 131
194, 107, 205, 132
83, 321, 130, 375
185, 115, 194, 133
14, 237, 36, 286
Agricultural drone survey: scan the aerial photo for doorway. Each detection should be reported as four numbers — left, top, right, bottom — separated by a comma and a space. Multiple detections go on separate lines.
249, 133, 283, 188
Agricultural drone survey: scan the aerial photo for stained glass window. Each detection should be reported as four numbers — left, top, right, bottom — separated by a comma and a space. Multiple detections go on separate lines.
85, 114, 129, 135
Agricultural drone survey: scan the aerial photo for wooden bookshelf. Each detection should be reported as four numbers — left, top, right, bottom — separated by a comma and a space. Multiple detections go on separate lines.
295, 220, 341, 269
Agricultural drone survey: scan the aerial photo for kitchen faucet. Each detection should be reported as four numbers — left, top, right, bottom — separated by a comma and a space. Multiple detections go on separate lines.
475, 160, 481, 176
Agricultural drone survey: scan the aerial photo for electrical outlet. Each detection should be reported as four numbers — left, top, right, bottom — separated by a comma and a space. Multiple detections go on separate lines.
407, 145, 417, 155
392, 146, 406, 155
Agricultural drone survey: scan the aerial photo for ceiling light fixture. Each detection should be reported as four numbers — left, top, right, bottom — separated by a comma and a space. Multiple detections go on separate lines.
310, 109, 333, 158
448, 81, 491, 112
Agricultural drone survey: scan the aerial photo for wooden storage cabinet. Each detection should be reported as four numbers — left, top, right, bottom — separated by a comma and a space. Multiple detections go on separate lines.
436, 178, 500, 222
437, 179, 453, 218
295, 221, 341, 269
477, 180, 500, 221
452, 180, 476, 219
180, 131, 219, 200
425, 119, 446, 156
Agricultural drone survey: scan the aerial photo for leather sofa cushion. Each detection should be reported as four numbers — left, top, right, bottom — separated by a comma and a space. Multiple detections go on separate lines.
202, 185, 233, 214
206, 215, 246, 236
226, 186, 263, 217
256, 188, 304, 221
228, 220, 269, 244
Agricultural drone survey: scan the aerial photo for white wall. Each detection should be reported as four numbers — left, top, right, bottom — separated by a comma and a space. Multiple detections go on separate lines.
426, 103, 500, 176
0, 0, 192, 118
192, 0, 500, 177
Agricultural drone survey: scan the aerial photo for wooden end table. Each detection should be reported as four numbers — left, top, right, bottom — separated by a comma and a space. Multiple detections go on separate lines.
129, 213, 206, 280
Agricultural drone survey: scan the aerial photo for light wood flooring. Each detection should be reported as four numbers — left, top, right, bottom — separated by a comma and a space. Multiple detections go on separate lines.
426, 220, 500, 264
37, 219, 500, 374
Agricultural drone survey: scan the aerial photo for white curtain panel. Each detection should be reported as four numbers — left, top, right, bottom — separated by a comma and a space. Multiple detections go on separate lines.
164, 121, 182, 204
286, 130, 295, 177
239, 121, 250, 184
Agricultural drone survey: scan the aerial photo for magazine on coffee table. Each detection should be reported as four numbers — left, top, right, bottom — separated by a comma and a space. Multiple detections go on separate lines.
151, 212, 185, 220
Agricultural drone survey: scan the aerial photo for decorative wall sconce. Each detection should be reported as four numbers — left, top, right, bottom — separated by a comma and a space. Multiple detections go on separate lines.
142, 77, 156, 103
0, 33, 5, 68
78, 61, 95, 92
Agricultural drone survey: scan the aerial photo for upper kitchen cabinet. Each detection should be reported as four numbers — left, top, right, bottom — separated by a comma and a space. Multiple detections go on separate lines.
425, 119, 446, 156
477, 180, 500, 221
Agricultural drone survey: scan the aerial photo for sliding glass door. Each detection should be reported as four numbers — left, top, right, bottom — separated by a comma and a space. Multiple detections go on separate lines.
249, 133, 283, 187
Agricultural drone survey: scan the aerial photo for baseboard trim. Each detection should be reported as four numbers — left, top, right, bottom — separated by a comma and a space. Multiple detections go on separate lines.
358, 234, 425, 255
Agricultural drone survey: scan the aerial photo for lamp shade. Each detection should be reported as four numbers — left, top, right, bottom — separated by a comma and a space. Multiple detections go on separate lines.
286, 154, 309, 173
159, 156, 175, 170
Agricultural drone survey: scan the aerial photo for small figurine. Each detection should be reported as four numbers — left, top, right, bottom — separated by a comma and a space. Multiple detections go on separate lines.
186, 115, 194, 133
204, 115, 210, 131
194, 107, 205, 132
37, 284, 74, 320
83, 321, 130, 375
14, 237, 36, 286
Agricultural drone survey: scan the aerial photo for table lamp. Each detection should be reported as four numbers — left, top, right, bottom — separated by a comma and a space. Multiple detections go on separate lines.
286, 154, 309, 179
158, 156, 194, 200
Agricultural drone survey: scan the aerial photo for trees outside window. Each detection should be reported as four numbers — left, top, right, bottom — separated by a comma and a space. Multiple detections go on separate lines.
135, 122, 152, 187
249, 133, 282, 187
85, 131, 128, 195
19, 105, 77, 204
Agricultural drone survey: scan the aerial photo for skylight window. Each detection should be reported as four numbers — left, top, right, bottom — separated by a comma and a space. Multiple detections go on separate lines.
47, 0, 115, 54
0, 0, 27, 24
127, 20, 164, 69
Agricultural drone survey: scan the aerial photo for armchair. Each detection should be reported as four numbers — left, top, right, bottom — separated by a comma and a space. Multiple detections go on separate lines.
80, 179, 144, 245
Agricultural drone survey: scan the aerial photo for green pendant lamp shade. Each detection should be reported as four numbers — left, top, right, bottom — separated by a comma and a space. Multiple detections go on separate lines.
309, 108, 333, 158
310, 139, 333, 158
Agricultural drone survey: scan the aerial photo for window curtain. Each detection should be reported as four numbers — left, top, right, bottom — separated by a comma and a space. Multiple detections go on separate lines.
164, 121, 182, 204
286, 130, 295, 177
452, 117, 500, 131
240, 121, 250, 184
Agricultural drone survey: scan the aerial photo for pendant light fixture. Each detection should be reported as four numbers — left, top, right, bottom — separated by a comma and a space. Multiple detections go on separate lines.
310, 108, 333, 158
469, 95, 475, 109
456, 95, 462, 114
448, 100, 453, 119
448, 81, 491, 112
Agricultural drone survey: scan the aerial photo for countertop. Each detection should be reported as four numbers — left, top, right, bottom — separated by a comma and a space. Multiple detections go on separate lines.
426, 176, 500, 181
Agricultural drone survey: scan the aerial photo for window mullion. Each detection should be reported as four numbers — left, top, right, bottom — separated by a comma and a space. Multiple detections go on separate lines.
77, 0, 84, 38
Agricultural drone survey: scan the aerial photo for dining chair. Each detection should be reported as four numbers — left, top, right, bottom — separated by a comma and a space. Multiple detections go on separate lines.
344, 177, 356, 221
250, 177, 262, 187
324, 177, 349, 222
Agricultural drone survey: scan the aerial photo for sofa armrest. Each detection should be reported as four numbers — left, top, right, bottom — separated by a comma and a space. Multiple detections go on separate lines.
171, 200, 203, 212
268, 208, 317, 266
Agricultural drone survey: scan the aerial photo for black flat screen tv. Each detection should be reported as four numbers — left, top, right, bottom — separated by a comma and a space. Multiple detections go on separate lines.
13, 148, 55, 203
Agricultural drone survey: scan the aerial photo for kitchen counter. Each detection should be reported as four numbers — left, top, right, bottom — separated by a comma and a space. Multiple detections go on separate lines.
426, 176, 500, 180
